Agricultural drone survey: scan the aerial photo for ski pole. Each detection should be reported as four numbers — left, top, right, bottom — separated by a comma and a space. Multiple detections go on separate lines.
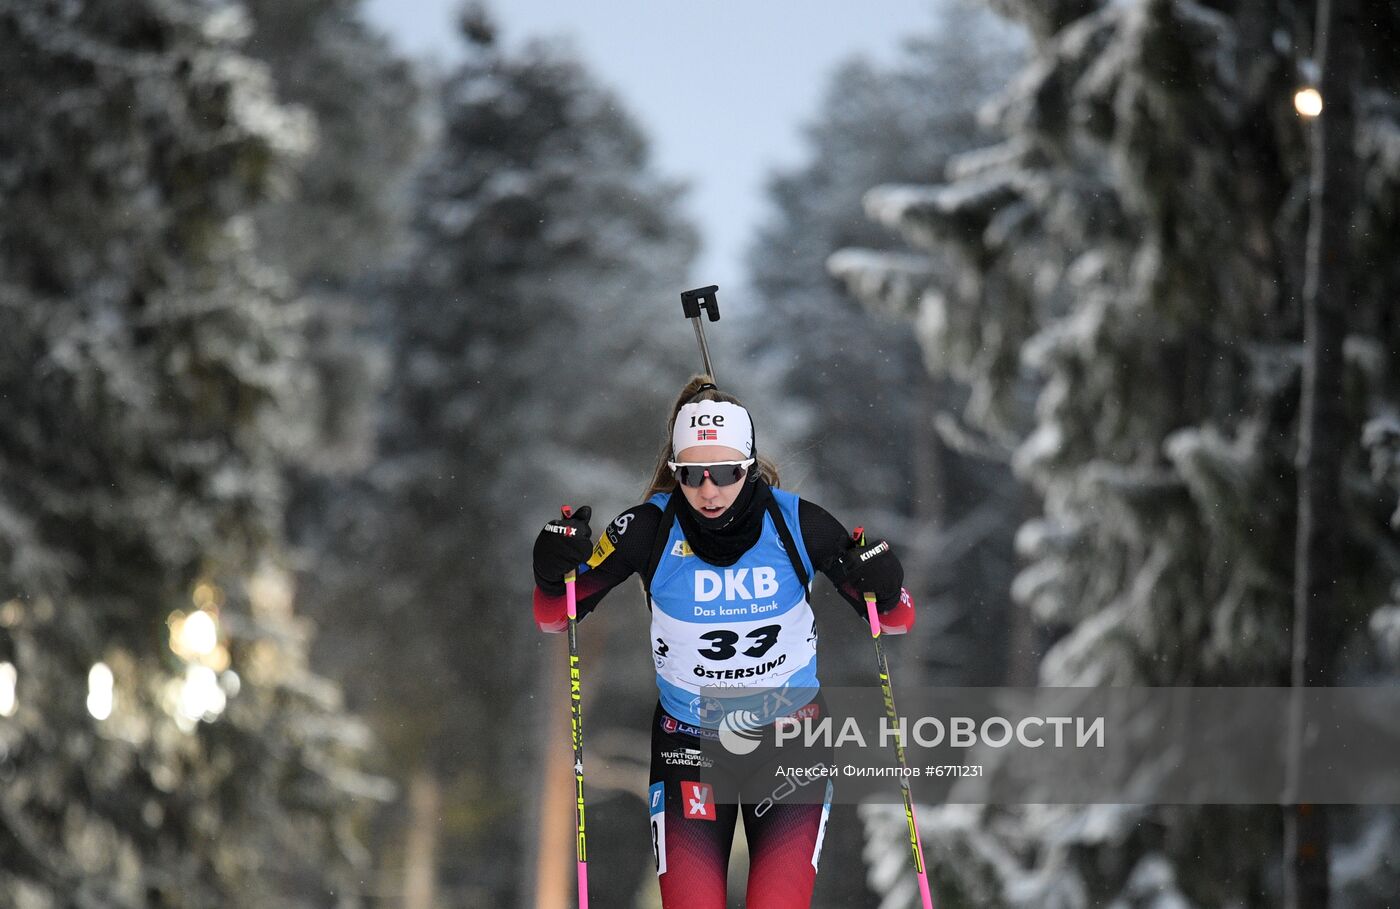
679, 285, 721, 381
562, 506, 589, 909
855, 528, 934, 909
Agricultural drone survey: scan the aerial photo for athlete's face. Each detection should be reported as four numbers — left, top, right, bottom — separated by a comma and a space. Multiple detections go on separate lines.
674, 444, 748, 519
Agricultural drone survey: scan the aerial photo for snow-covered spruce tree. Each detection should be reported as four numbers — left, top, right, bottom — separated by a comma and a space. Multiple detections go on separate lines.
1366, 415, 1400, 638
742, 10, 1024, 905
0, 1, 380, 905
1333, 414, 1400, 905
834, 0, 1400, 905
746, 0, 1019, 522
244, 0, 418, 294
746, 0, 1026, 690
300, 9, 699, 904
242, 0, 421, 474
237, 0, 427, 898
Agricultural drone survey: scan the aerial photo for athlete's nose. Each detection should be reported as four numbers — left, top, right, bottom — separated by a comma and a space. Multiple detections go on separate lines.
697, 478, 724, 506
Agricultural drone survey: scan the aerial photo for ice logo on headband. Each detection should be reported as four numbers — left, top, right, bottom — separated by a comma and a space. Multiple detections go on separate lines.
673, 401, 754, 457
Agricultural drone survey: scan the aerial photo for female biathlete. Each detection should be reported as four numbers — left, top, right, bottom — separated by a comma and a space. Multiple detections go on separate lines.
532, 377, 915, 908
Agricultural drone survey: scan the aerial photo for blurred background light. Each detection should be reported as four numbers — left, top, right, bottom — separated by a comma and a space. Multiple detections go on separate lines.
87, 662, 114, 720
0, 661, 16, 717
170, 609, 220, 659
178, 665, 227, 723
1294, 87, 1323, 117
191, 582, 224, 611
249, 565, 294, 619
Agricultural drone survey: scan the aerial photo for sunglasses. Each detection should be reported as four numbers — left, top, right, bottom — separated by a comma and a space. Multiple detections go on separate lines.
667, 459, 755, 488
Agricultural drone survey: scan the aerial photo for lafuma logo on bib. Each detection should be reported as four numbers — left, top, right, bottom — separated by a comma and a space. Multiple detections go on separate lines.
694, 567, 779, 601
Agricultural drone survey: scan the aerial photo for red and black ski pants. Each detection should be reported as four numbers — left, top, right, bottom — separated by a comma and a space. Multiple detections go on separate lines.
647, 703, 834, 909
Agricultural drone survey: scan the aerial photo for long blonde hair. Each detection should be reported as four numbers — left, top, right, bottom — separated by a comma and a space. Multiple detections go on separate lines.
644, 375, 781, 499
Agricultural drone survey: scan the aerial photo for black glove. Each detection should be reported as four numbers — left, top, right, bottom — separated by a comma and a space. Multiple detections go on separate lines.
532, 506, 593, 595
828, 530, 903, 612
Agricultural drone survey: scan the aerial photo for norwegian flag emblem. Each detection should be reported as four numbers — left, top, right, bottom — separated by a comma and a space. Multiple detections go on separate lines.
697, 429, 718, 441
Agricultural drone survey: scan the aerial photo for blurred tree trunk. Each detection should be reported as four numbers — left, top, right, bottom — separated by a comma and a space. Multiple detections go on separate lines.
1287, 0, 1358, 905
403, 767, 443, 909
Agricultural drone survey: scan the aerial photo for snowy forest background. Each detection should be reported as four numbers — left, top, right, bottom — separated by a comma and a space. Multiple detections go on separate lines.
1, 0, 1398, 907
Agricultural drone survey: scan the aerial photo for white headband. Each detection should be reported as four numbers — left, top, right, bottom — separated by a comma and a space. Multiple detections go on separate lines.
672, 401, 754, 458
